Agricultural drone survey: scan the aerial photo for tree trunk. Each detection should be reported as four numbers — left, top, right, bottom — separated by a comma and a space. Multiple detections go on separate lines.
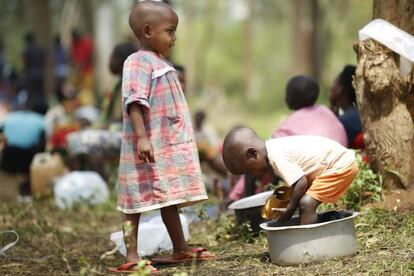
28, 0, 53, 102
353, 0, 414, 188
291, 0, 321, 79
94, 0, 114, 95
309, 0, 321, 80
244, 0, 255, 100
181, 0, 196, 96
80, 0, 95, 38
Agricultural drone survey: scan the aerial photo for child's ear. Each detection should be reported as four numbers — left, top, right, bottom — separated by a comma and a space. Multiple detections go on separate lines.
246, 147, 257, 159
143, 24, 152, 39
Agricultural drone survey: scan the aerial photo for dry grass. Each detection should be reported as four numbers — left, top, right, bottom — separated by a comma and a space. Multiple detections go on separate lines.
0, 197, 413, 275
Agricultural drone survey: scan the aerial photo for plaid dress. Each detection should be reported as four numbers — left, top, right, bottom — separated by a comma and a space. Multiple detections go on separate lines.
117, 50, 207, 214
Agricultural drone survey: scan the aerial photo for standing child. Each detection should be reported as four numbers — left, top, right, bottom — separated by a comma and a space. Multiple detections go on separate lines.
111, 1, 214, 273
222, 127, 358, 225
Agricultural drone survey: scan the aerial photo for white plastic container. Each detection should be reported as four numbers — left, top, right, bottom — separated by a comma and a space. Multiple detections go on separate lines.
260, 211, 358, 266
30, 152, 67, 197
228, 191, 273, 232
110, 212, 190, 257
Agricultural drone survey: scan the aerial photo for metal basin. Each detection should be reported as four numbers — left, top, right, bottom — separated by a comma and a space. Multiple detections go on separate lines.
228, 191, 273, 232
260, 210, 358, 265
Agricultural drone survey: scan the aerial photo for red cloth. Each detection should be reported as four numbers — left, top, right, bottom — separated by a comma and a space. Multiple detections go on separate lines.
71, 37, 93, 73
350, 132, 365, 150
50, 126, 78, 149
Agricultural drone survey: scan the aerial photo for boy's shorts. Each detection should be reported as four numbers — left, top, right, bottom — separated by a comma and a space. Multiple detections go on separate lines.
306, 161, 359, 203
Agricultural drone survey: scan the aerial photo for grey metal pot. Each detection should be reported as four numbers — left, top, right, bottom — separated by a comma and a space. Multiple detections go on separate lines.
228, 191, 273, 232
260, 210, 359, 266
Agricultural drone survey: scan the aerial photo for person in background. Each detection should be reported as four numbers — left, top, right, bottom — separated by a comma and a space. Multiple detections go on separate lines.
70, 29, 94, 105
65, 42, 136, 180
98, 42, 137, 128
173, 64, 186, 93
0, 39, 8, 102
0, 39, 19, 114
44, 82, 80, 152
22, 32, 46, 105
273, 75, 347, 145
0, 101, 47, 197
52, 35, 69, 99
193, 110, 228, 199
330, 65, 363, 149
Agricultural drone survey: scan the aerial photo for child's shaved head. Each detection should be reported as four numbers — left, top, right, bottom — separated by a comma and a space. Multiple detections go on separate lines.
222, 127, 258, 174
129, 1, 177, 40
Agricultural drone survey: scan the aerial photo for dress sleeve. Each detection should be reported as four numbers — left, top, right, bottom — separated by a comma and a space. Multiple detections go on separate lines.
122, 54, 152, 113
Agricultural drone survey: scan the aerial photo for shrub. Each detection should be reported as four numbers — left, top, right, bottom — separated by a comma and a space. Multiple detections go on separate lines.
339, 152, 383, 210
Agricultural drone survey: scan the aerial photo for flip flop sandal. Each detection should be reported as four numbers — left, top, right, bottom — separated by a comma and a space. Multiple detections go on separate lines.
108, 260, 158, 273
151, 247, 215, 264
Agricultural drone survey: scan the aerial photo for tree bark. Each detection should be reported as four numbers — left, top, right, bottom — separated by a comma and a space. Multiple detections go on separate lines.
28, 0, 53, 101
94, 0, 114, 95
291, 0, 321, 79
353, 0, 414, 188
244, 0, 255, 100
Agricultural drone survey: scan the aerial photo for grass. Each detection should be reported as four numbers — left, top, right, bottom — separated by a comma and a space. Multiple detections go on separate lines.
0, 195, 413, 275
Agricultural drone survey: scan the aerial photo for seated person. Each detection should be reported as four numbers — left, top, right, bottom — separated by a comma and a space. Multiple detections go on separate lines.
0, 101, 47, 196
193, 110, 228, 199
194, 110, 226, 176
273, 75, 347, 146
329, 65, 363, 149
45, 82, 81, 151
66, 42, 137, 180
222, 127, 358, 224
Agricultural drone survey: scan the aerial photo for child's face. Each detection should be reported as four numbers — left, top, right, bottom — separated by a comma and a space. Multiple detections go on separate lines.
148, 12, 178, 58
329, 77, 342, 104
244, 154, 269, 178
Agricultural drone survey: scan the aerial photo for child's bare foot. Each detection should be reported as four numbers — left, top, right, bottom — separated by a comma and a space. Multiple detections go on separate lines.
173, 246, 215, 259
151, 246, 215, 264
126, 254, 139, 263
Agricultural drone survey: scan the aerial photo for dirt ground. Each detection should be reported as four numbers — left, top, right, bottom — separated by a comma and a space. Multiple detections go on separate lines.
0, 171, 413, 275
367, 184, 414, 212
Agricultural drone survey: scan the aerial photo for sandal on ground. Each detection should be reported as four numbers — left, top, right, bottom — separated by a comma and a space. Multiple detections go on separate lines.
151, 247, 215, 264
108, 260, 158, 273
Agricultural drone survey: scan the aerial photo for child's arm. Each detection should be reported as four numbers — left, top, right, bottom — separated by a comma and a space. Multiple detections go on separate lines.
128, 102, 155, 163
276, 176, 308, 222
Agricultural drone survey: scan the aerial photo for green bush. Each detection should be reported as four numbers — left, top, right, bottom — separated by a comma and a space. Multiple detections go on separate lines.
214, 214, 257, 243
339, 152, 383, 210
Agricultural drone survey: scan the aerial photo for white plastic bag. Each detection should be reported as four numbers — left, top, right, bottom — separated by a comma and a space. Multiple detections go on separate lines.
359, 19, 414, 75
110, 212, 190, 257
53, 171, 109, 209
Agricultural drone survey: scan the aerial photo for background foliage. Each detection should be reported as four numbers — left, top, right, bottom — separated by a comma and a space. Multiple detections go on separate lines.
0, 0, 372, 137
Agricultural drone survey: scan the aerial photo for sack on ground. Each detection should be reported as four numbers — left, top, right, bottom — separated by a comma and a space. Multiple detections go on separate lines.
53, 171, 109, 209
110, 213, 190, 257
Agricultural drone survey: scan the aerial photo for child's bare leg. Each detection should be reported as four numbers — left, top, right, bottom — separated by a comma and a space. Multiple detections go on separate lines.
298, 195, 321, 225
123, 213, 140, 263
161, 205, 189, 255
